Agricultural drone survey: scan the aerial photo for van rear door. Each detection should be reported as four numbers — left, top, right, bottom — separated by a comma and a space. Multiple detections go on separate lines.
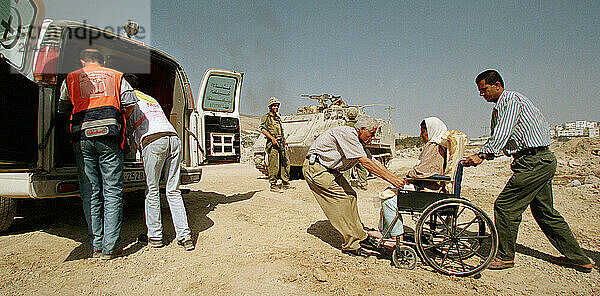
0, 59, 39, 170
189, 69, 243, 165
0, 0, 45, 171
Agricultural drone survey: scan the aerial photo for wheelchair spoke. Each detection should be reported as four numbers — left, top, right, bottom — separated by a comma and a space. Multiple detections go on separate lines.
454, 216, 478, 238
422, 237, 453, 251
428, 226, 451, 237
455, 206, 466, 222
434, 212, 454, 236
456, 234, 492, 240
457, 240, 480, 257
471, 249, 491, 260
453, 239, 467, 272
416, 199, 499, 277
438, 239, 454, 267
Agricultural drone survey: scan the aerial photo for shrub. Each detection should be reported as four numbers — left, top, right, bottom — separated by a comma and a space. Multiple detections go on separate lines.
396, 136, 423, 149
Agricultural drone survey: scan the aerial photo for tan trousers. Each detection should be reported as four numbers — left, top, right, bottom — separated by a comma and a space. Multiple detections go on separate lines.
302, 159, 367, 250
342, 162, 368, 188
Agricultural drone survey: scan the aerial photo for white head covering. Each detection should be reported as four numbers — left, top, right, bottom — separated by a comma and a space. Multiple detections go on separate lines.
423, 117, 448, 144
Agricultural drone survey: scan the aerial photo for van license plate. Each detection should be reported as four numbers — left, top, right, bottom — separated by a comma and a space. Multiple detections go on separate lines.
124, 171, 145, 182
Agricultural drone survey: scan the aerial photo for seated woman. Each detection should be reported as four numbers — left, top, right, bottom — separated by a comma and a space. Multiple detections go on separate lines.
367, 117, 448, 248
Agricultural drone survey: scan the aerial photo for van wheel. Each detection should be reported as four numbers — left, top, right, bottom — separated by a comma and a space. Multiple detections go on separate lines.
0, 197, 16, 233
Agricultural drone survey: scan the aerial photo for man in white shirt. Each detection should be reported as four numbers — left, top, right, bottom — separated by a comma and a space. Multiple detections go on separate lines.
303, 116, 404, 257
465, 69, 593, 272
124, 74, 194, 251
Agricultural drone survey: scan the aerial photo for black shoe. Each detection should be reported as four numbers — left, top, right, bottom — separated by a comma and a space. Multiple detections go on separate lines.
149, 238, 163, 248
100, 247, 123, 260
178, 238, 195, 251
91, 250, 102, 259
359, 236, 379, 251
342, 247, 374, 257
137, 233, 148, 244
281, 183, 295, 190
270, 184, 282, 193
139, 233, 163, 248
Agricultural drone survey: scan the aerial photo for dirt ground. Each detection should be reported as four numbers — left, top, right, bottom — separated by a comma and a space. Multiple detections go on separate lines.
1, 139, 599, 295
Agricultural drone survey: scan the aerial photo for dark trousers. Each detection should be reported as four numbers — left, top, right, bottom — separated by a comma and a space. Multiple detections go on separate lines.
494, 150, 590, 265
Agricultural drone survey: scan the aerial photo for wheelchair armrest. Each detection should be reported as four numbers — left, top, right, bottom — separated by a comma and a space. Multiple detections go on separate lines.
404, 174, 452, 182
428, 174, 452, 181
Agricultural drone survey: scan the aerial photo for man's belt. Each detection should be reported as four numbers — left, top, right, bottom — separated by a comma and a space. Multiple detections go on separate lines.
141, 132, 178, 149
306, 154, 340, 174
512, 146, 548, 159
71, 118, 121, 133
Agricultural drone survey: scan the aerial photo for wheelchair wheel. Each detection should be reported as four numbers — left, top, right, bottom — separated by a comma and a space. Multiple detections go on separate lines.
415, 198, 498, 277
392, 245, 417, 270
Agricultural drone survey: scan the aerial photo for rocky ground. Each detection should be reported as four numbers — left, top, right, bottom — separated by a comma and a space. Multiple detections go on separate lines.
1, 138, 599, 295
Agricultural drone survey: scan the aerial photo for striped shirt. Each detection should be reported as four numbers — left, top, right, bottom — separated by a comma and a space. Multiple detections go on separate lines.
480, 90, 551, 157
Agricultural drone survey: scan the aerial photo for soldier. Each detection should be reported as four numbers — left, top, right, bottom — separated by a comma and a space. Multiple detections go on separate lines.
345, 107, 359, 126
343, 107, 368, 190
260, 97, 293, 192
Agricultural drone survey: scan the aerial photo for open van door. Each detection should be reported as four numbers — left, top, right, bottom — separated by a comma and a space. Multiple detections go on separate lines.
0, 0, 45, 78
0, 0, 45, 171
189, 69, 243, 165
0, 0, 44, 231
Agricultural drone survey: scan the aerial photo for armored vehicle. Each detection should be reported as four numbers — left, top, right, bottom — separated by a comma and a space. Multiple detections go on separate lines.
251, 94, 395, 179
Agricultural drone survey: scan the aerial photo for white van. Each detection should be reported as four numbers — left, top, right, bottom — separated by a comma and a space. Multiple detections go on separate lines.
0, 2, 243, 232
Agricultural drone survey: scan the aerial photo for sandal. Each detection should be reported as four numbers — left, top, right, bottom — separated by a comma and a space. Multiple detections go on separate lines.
488, 258, 514, 270
380, 238, 397, 250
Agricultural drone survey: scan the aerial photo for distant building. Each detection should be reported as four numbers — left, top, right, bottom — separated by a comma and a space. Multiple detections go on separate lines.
590, 125, 600, 137
557, 129, 584, 137
552, 120, 599, 138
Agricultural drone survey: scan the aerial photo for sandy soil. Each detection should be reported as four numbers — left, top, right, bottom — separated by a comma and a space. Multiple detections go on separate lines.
1, 141, 599, 295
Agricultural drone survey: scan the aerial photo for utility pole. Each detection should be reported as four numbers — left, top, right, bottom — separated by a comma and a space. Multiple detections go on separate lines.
384, 106, 396, 123
361, 104, 395, 123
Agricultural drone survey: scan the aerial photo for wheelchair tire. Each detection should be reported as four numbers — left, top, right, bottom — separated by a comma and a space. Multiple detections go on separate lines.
392, 245, 417, 270
415, 198, 498, 277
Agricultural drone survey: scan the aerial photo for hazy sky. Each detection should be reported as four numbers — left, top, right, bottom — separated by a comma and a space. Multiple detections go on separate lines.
44, 0, 600, 136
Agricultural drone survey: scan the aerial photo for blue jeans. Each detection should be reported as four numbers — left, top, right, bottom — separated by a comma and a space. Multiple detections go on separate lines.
73, 136, 124, 255
141, 136, 191, 241
380, 196, 404, 237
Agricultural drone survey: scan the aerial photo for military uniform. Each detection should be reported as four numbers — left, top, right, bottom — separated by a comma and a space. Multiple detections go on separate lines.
260, 110, 290, 187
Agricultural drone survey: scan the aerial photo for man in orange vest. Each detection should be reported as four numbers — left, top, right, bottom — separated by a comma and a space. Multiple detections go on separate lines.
58, 49, 138, 260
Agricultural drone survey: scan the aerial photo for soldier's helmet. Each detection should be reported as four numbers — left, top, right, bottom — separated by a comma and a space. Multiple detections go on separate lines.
346, 107, 359, 119
268, 97, 280, 107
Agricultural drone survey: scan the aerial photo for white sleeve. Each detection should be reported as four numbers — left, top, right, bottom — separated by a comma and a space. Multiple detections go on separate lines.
57, 81, 73, 114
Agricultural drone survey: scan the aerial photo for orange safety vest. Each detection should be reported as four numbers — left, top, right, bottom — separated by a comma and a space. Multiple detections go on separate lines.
66, 64, 126, 147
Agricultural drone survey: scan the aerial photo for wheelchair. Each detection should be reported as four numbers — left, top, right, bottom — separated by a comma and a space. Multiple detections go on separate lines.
375, 132, 498, 277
